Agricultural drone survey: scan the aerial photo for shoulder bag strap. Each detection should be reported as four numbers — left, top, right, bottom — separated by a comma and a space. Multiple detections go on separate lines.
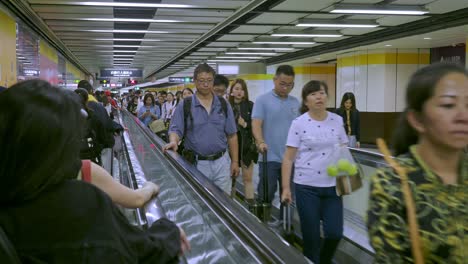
377, 138, 424, 264
81, 159, 92, 183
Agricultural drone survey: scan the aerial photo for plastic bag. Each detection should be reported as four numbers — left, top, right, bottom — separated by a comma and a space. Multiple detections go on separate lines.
326, 144, 363, 196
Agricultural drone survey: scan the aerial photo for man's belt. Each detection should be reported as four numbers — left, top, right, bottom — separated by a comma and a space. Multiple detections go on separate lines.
196, 150, 226, 161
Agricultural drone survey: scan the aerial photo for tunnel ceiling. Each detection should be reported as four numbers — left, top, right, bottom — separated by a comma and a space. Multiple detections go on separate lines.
11, 0, 468, 79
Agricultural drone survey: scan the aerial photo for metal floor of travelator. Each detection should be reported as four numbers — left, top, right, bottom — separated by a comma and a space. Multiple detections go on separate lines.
118, 110, 310, 264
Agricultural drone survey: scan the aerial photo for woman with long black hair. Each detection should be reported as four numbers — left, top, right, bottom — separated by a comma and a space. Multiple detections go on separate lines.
335, 92, 360, 148
228, 78, 258, 202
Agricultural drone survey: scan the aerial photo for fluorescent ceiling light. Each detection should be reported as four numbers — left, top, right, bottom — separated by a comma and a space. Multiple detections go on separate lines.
113, 55, 134, 57
87, 30, 169, 34
100, 50, 138, 53
297, 23, 377, 28
237, 47, 294, 51
216, 56, 263, 59
82, 18, 180, 23
75, 2, 192, 8
253, 41, 316, 45
330, 4, 428, 15
93, 38, 162, 42
423, 37, 432, 40
225, 52, 276, 56
113, 58, 133, 61
272, 33, 342, 37
385, 44, 392, 47
296, 19, 378, 28
207, 60, 257, 63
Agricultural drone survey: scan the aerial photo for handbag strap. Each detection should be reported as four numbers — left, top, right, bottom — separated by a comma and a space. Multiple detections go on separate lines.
377, 138, 424, 264
81, 159, 92, 183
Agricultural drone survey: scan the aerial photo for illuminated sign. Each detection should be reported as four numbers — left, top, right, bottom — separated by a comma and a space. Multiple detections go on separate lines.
24, 69, 39, 76
100, 69, 143, 78
169, 77, 193, 83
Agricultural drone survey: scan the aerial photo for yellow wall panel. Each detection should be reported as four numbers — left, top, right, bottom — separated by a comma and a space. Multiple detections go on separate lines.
237, 74, 273, 80
0, 10, 17, 87
39, 41, 58, 64
368, 53, 397, 65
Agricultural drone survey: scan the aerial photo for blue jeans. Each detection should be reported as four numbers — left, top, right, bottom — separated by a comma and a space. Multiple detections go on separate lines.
295, 184, 343, 264
257, 162, 294, 219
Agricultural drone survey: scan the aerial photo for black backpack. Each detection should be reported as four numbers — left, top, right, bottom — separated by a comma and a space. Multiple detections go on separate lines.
178, 96, 227, 154
80, 116, 102, 164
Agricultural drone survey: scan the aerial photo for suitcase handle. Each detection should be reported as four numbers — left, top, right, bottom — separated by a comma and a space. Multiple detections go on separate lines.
262, 152, 268, 203
282, 202, 292, 233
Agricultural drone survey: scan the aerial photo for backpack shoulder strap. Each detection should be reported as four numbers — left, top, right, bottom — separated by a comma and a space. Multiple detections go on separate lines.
81, 159, 92, 182
183, 97, 192, 138
218, 96, 228, 118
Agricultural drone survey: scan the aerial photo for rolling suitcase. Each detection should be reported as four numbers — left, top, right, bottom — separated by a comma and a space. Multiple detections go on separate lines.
258, 152, 271, 222
282, 202, 295, 244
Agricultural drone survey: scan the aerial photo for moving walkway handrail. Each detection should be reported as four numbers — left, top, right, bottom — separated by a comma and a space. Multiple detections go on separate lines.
122, 110, 308, 264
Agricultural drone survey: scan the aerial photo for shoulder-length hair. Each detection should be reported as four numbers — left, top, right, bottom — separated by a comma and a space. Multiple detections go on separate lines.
228, 78, 249, 105
143, 93, 155, 106
0, 80, 83, 205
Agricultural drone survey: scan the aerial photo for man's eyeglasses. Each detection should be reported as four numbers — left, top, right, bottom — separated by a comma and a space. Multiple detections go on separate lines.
196, 79, 213, 85
279, 82, 294, 89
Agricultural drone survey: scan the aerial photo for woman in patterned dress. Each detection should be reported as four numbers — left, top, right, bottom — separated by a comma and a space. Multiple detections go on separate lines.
367, 63, 468, 263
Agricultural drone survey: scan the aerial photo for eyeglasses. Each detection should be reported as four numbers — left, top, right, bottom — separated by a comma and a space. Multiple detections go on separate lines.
196, 79, 213, 85
279, 82, 294, 89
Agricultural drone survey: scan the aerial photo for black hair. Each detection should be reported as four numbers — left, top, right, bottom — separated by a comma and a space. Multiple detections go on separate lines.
182, 88, 194, 98
339, 92, 357, 110
77, 80, 94, 94
228, 78, 249, 106
0, 80, 83, 205
143, 93, 155, 106
393, 62, 468, 155
275, 65, 295, 77
193, 63, 216, 80
159, 90, 167, 96
214, 74, 229, 88
74, 88, 91, 112
299, 80, 328, 114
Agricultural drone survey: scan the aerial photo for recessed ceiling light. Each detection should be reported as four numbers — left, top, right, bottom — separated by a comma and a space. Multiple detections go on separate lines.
91, 38, 161, 41
73, 2, 192, 8
330, 4, 428, 15
271, 33, 342, 38
253, 41, 316, 45
296, 19, 378, 28
225, 52, 277, 56
423, 37, 432, 40
238, 47, 294, 51
87, 30, 169, 34
385, 44, 392, 47
207, 60, 257, 63
216, 56, 263, 59
81, 18, 181, 23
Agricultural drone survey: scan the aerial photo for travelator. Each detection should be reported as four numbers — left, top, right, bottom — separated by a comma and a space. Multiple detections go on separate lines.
116, 109, 387, 263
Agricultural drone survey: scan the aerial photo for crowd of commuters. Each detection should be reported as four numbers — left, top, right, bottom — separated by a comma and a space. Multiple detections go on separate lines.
0, 61, 465, 263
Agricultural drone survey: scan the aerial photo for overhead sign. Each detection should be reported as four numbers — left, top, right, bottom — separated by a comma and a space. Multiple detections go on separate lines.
100, 69, 143, 78
169, 77, 193, 83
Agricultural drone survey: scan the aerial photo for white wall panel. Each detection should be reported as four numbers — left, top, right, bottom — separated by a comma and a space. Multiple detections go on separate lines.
367, 64, 386, 112
396, 64, 418, 112
383, 63, 397, 112
354, 64, 368, 111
